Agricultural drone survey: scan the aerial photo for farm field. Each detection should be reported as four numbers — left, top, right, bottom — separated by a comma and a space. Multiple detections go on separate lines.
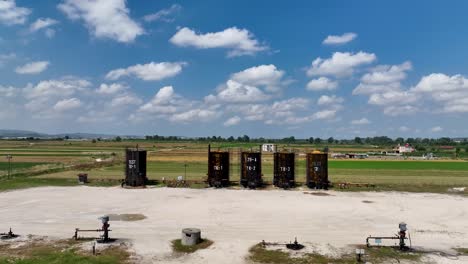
0, 161, 46, 171
0, 140, 467, 195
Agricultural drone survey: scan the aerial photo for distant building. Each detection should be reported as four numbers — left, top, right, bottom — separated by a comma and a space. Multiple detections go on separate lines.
439, 146, 455, 150
331, 153, 368, 159
345, 153, 369, 159
394, 143, 415, 153
331, 153, 347, 159
262, 144, 276, 152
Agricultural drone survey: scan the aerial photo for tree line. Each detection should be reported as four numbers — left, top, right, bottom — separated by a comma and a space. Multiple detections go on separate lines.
143, 135, 466, 146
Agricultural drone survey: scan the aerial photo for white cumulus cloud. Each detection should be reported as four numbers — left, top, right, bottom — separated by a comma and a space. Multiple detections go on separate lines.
106, 61, 186, 81
224, 116, 241, 127
383, 105, 419, 116
96, 83, 127, 95
139, 86, 189, 114
354, 61, 412, 95
306, 77, 338, 91
170, 108, 219, 123
230, 64, 285, 92
143, 4, 181, 22
317, 95, 344, 106
350, 118, 371, 125
323, 32, 357, 45
431, 126, 443, 132
411, 73, 468, 113
30, 18, 59, 33
24, 77, 91, 100
0, 85, 17, 97
361, 61, 412, 84
213, 80, 270, 103
368, 90, 418, 106
307, 51, 376, 78
0, 53, 16, 66
110, 94, 142, 107
0, 0, 31, 25
53, 97, 81, 111
169, 27, 268, 57
58, 0, 144, 43
15, 61, 50, 74
312, 109, 337, 120
352, 61, 421, 116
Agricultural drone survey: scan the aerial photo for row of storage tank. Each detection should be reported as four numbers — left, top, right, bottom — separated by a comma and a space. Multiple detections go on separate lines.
124, 146, 329, 190
209, 149, 328, 189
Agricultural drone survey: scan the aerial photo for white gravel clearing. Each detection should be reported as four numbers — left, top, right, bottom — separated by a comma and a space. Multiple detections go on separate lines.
0, 186, 467, 263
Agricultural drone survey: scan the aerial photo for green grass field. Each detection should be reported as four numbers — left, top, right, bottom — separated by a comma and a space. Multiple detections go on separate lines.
0, 140, 467, 194
0, 162, 46, 171
0, 239, 129, 264
329, 160, 468, 170
33, 159, 467, 195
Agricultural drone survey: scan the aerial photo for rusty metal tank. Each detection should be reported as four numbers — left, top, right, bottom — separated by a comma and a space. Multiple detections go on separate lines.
125, 148, 147, 187
273, 152, 295, 189
240, 151, 262, 188
306, 152, 328, 189
207, 145, 230, 188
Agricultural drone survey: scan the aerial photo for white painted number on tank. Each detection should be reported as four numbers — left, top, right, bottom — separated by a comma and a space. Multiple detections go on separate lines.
280, 167, 291, 172
247, 166, 256, 171
214, 165, 223, 171
247, 157, 257, 162
128, 160, 136, 169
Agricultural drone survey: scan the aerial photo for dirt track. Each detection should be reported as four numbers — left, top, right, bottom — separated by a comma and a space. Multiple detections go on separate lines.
0, 187, 467, 263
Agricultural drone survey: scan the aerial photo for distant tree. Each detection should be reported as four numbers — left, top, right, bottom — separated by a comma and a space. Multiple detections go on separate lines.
92, 139, 97, 143
242, 135, 250, 142
354, 137, 362, 144
115, 136, 122, 142
455, 147, 461, 158
227, 136, 235, 142
308, 137, 314, 144
64, 135, 70, 140
395, 137, 404, 144
437, 137, 452, 145
372, 136, 394, 145
327, 137, 334, 144
314, 138, 322, 144
415, 145, 426, 152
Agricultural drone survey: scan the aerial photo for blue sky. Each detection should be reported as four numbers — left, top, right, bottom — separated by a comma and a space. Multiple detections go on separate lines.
1, 0, 467, 138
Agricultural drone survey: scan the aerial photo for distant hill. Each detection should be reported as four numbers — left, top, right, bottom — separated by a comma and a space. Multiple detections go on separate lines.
0, 129, 143, 139
0, 129, 47, 138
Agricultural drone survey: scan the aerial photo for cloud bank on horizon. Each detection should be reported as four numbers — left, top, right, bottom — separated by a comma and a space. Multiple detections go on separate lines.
0, 0, 466, 138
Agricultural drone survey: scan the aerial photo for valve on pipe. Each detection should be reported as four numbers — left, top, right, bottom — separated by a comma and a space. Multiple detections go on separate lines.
365, 222, 411, 251
73, 215, 114, 243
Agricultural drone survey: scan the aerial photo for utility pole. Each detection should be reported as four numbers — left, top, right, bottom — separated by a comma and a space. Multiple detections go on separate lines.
5, 154, 12, 179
